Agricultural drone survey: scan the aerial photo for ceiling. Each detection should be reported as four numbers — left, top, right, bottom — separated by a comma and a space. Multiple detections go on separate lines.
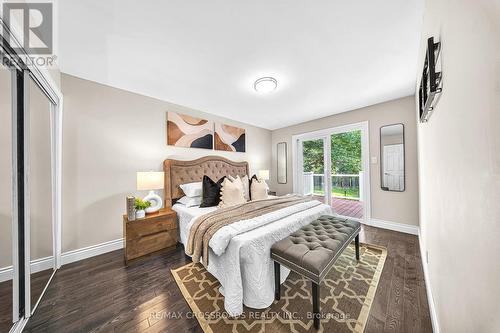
58, 0, 423, 130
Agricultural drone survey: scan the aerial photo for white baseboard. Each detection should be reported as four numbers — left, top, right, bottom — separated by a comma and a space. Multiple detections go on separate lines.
0, 256, 54, 283
30, 256, 55, 274
0, 238, 124, 283
61, 238, 124, 265
418, 230, 440, 333
368, 218, 419, 235
0, 266, 12, 283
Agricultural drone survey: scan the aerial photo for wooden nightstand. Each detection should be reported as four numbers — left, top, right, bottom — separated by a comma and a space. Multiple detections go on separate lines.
123, 208, 178, 264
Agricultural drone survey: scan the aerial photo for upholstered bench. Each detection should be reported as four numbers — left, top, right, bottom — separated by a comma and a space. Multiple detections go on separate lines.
271, 215, 361, 329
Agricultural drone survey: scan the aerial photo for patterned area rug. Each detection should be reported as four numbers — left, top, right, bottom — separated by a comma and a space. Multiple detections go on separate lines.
171, 243, 386, 333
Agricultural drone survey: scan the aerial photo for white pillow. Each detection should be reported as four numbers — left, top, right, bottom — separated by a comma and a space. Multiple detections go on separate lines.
250, 178, 268, 201
177, 196, 202, 207
179, 182, 202, 197
219, 178, 246, 208
241, 175, 250, 201
228, 175, 250, 201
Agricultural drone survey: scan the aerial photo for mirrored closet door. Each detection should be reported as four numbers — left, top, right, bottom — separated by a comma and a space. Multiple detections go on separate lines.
28, 78, 55, 314
0, 57, 16, 333
1, 19, 62, 330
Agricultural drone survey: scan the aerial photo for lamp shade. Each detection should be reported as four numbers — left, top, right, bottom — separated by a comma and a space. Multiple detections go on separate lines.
137, 172, 164, 190
258, 170, 270, 181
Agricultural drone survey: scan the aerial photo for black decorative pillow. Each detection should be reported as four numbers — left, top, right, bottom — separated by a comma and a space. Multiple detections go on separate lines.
249, 174, 258, 200
200, 175, 226, 207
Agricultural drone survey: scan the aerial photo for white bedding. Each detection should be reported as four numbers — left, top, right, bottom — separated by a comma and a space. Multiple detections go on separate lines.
172, 204, 216, 245
171, 200, 333, 316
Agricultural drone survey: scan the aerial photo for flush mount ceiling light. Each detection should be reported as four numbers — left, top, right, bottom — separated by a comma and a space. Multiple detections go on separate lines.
254, 77, 277, 93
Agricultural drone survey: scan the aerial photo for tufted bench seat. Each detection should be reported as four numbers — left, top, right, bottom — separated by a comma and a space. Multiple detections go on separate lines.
271, 215, 361, 329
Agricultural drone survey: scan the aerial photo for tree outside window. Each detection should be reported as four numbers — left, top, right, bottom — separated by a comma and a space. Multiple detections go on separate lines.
302, 131, 361, 198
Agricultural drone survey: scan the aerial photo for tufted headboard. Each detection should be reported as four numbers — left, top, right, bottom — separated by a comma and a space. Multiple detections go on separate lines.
163, 156, 249, 207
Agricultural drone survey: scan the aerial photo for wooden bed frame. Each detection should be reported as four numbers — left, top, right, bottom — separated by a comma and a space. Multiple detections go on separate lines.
163, 156, 249, 207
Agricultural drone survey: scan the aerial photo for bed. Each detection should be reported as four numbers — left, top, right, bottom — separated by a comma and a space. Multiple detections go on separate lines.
164, 156, 332, 316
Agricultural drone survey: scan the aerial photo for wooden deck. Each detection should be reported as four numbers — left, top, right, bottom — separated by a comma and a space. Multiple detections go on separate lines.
313, 195, 364, 219
332, 197, 363, 218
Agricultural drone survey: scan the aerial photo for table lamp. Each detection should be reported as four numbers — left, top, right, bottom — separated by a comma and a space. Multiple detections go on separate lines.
258, 170, 270, 181
137, 171, 164, 213
258, 170, 271, 192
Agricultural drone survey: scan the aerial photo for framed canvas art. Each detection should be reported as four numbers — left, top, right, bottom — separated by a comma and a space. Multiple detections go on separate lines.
214, 123, 246, 152
167, 112, 213, 149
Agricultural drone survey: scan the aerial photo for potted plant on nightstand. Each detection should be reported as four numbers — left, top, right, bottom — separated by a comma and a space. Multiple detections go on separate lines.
135, 198, 151, 219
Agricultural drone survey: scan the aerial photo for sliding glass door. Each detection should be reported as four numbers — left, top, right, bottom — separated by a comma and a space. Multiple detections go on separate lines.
295, 122, 369, 222
301, 138, 326, 199
330, 130, 364, 219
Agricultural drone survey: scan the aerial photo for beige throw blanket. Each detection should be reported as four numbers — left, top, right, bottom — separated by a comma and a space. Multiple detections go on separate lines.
186, 195, 314, 266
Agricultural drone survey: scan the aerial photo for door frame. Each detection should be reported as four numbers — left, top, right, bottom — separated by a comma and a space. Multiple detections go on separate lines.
292, 121, 371, 223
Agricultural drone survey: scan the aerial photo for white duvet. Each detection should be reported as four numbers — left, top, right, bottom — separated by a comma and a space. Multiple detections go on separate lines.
172, 199, 333, 316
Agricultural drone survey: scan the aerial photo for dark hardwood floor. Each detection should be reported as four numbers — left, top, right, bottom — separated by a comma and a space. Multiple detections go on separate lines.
0, 268, 53, 333
24, 225, 433, 332
0, 280, 13, 333
30, 269, 55, 311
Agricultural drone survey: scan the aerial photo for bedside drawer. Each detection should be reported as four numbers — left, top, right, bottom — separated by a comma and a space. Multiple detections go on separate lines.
123, 208, 178, 264
126, 230, 178, 260
126, 216, 176, 239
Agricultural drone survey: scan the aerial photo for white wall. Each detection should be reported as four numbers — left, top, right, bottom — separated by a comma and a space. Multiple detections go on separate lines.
61, 74, 272, 252
270, 96, 419, 226
417, 0, 500, 332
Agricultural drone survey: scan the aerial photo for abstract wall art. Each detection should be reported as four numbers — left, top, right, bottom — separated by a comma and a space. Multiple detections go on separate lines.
214, 123, 246, 152
167, 112, 214, 149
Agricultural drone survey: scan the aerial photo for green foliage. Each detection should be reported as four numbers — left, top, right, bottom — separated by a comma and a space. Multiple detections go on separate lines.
331, 131, 361, 174
332, 186, 360, 198
302, 139, 324, 173
134, 198, 151, 210
313, 186, 360, 199
302, 131, 361, 175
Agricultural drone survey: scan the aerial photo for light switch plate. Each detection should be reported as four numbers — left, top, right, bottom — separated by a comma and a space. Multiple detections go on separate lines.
371, 156, 378, 164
